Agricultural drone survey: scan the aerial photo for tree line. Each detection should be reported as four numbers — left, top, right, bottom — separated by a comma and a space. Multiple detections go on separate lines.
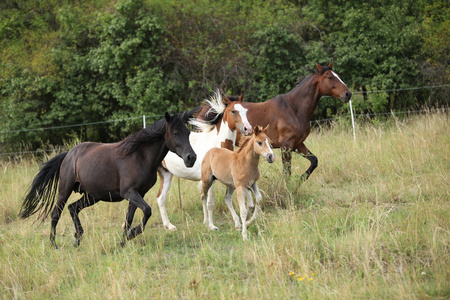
0, 0, 448, 153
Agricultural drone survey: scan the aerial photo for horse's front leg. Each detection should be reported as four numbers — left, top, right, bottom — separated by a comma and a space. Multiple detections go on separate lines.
246, 182, 262, 227
281, 147, 292, 176
156, 166, 177, 230
122, 188, 152, 241
236, 186, 248, 240
224, 186, 241, 230
295, 143, 318, 181
121, 203, 137, 246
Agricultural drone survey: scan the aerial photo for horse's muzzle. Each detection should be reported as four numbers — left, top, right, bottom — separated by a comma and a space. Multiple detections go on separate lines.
184, 153, 197, 168
341, 91, 352, 102
265, 153, 275, 164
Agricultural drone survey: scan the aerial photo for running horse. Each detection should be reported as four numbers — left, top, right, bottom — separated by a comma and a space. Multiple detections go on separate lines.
206, 61, 352, 180
155, 90, 252, 230
19, 111, 197, 248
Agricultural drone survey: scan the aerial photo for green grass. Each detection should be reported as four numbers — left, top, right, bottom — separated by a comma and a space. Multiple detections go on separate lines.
1, 112, 449, 299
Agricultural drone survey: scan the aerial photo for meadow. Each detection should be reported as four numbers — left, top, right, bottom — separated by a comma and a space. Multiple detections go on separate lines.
0, 111, 448, 299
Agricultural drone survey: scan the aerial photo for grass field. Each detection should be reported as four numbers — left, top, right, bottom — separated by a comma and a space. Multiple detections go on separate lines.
1, 112, 448, 299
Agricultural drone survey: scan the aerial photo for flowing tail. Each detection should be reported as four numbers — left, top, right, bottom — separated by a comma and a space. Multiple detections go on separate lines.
19, 152, 68, 220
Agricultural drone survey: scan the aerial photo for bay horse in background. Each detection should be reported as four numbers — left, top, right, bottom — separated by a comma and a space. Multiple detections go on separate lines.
201, 125, 275, 240
216, 61, 352, 180
156, 90, 252, 230
19, 111, 197, 248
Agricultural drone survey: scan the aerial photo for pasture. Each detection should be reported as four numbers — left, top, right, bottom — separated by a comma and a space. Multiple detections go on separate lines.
1, 112, 448, 299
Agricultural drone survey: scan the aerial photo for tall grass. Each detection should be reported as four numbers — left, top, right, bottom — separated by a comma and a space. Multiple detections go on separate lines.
1, 112, 448, 299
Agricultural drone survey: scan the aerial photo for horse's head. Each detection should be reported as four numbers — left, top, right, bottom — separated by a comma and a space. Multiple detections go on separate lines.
316, 61, 352, 102
222, 94, 253, 136
164, 111, 197, 168
253, 125, 275, 163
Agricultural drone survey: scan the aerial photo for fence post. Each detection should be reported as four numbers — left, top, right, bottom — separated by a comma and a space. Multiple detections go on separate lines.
143, 115, 146, 129
349, 100, 356, 142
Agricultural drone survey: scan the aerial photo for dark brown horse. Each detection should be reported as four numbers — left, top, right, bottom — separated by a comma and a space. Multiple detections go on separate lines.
232, 61, 351, 179
19, 111, 197, 248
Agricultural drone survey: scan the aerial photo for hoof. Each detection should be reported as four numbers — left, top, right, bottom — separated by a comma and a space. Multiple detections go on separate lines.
72, 236, 80, 247
235, 225, 242, 231
209, 226, 219, 231
165, 224, 177, 231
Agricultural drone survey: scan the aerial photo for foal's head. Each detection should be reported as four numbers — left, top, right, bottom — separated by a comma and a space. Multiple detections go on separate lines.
222, 94, 252, 136
252, 125, 275, 163
315, 61, 352, 102
164, 110, 197, 168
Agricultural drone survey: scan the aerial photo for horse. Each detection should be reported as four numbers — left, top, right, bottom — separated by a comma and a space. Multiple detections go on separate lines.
19, 111, 197, 248
201, 61, 352, 180
200, 125, 275, 240
155, 90, 252, 230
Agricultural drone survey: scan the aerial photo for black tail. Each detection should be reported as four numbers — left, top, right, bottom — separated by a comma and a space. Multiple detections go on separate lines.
19, 152, 68, 220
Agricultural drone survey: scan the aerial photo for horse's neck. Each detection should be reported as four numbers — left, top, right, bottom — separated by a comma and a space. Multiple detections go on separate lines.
216, 119, 237, 149
286, 74, 321, 120
140, 137, 169, 165
239, 139, 260, 169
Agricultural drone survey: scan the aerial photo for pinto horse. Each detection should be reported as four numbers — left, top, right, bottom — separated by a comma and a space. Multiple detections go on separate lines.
19, 111, 197, 248
155, 90, 252, 230
224, 61, 352, 179
201, 125, 275, 240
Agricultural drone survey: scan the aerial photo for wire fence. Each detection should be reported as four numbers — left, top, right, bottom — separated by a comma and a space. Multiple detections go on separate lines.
1, 84, 448, 156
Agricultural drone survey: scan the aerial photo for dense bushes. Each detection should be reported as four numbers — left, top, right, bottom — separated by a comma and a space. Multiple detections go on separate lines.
0, 0, 448, 153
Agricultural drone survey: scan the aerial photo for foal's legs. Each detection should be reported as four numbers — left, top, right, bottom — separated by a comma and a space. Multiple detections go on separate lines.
156, 167, 177, 230
236, 186, 249, 240
246, 182, 262, 227
206, 183, 218, 231
201, 176, 217, 230
68, 194, 100, 247
224, 186, 241, 230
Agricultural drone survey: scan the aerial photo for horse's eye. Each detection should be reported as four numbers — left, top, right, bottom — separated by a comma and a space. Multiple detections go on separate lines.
328, 76, 333, 80
231, 110, 236, 114
173, 131, 178, 136
257, 141, 263, 146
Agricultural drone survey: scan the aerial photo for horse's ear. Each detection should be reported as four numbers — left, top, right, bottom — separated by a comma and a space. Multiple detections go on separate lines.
184, 107, 201, 123
238, 92, 245, 103
223, 95, 232, 105
315, 62, 323, 73
254, 125, 262, 135
328, 60, 333, 69
165, 112, 172, 122
263, 124, 270, 134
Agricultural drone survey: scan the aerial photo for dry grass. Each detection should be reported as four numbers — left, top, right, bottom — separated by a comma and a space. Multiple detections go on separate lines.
0, 111, 448, 299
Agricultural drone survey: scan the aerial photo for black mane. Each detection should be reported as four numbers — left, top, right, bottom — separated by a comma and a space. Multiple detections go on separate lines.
116, 118, 167, 157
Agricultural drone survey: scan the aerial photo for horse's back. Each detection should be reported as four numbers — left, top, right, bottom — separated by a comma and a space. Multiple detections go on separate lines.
202, 147, 235, 187
62, 142, 122, 200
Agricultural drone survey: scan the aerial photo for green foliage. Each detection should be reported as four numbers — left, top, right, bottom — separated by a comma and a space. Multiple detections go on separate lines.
0, 0, 448, 153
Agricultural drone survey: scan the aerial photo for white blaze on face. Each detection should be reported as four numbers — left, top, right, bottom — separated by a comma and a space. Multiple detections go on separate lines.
265, 138, 273, 155
331, 71, 347, 87
234, 103, 251, 133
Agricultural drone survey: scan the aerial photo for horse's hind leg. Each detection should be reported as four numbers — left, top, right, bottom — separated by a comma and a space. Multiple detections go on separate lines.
50, 191, 72, 249
68, 194, 99, 247
156, 166, 177, 230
